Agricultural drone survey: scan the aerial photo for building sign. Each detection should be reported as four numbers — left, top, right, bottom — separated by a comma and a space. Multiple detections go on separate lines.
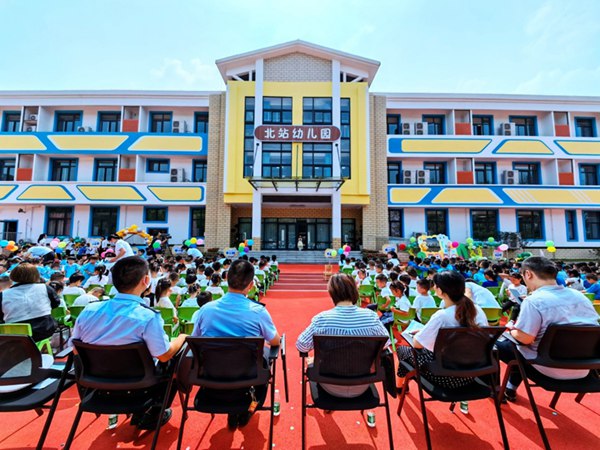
254, 125, 341, 142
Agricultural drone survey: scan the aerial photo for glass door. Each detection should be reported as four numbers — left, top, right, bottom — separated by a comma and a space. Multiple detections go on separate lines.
277, 223, 297, 250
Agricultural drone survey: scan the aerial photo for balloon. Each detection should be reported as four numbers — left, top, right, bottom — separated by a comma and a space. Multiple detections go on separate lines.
331, 250, 337, 257
130, 224, 138, 230
0, 240, 7, 247
498, 244, 509, 251
417, 251, 427, 259
545, 240, 554, 247
547, 246, 556, 253
198, 238, 205, 245
58, 242, 67, 249
452, 241, 459, 248
190, 237, 197, 244
466, 238, 474, 245
49, 240, 58, 249
55, 248, 63, 254
398, 243, 407, 251
184, 239, 191, 246
338, 248, 344, 254
244, 246, 250, 252
247, 239, 254, 246
409, 237, 416, 243
153, 241, 161, 249
344, 245, 351, 252
7, 241, 15, 246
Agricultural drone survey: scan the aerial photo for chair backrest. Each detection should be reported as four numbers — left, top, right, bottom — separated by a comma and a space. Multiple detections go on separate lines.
377, 295, 390, 311
69, 306, 85, 320
584, 293, 595, 301
429, 327, 504, 378
63, 294, 79, 306
178, 306, 199, 322
222, 286, 229, 294
420, 307, 439, 324
183, 337, 269, 389
169, 293, 179, 303
71, 339, 160, 390
394, 309, 415, 324
157, 307, 174, 323
342, 267, 353, 275
51, 306, 68, 321
307, 335, 387, 386
359, 284, 374, 295
482, 307, 501, 324
211, 293, 222, 301
0, 335, 44, 386
533, 325, 600, 369
0, 323, 33, 336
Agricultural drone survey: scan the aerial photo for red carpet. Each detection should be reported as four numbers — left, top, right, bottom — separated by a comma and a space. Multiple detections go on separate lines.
1, 264, 599, 449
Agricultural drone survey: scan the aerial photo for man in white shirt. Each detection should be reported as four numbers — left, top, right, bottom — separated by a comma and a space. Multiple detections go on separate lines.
497, 257, 599, 402
108, 234, 134, 264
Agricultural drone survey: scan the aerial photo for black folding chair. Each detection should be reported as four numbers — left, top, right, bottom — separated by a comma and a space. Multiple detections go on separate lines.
64, 339, 178, 450
300, 335, 395, 450
176, 336, 280, 450
281, 333, 289, 402
0, 335, 74, 450
398, 327, 508, 450
499, 325, 600, 450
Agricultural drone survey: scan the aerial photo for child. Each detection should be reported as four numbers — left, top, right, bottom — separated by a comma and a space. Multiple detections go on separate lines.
206, 274, 225, 298
63, 274, 86, 297
155, 278, 178, 321
566, 270, 584, 291
48, 281, 66, 308
180, 284, 201, 307
412, 279, 437, 322
501, 272, 528, 323
64, 256, 81, 278
390, 281, 411, 313
190, 291, 214, 323
83, 265, 109, 288
355, 269, 371, 286
584, 273, 600, 300
168, 272, 185, 295
375, 274, 395, 329
73, 287, 104, 307
481, 269, 499, 288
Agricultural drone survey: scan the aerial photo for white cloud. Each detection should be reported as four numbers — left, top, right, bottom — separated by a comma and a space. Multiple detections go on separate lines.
150, 58, 223, 89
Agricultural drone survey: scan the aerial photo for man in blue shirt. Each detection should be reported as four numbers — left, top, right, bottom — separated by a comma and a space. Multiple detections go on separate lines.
72, 256, 187, 429
193, 259, 280, 429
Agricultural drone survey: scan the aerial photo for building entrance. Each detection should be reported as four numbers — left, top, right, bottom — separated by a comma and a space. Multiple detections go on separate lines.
261, 218, 331, 250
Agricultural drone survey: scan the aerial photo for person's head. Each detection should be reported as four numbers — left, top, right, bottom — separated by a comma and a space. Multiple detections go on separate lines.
416, 278, 431, 295
67, 256, 76, 265
210, 273, 221, 286
10, 263, 40, 283
187, 283, 199, 297
387, 251, 398, 260
94, 265, 106, 277
0, 276, 11, 292
432, 271, 478, 328
48, 281, 64, 295
521, 257, 558, 291
68, 273, 85, 286
196, 291, 212, 308
357, 269, 366, 279
168, 272, 180, 286
484, 269, 496, 281
586, 273, 598, 284
155, 278, 172, 299
185, 274, 198, 285
111, 256, 150, 296
508, 272, 523, 285
49, 272, 65, 282
327, 274, 359, 306
108, 233, 120, 243
375, 274, 388, 288
375, 263, 384, 273
399, 274, 411, 286
227, 259, 255, 293
406, 268, 418, 279
389, 281, 405, 298
88, 286, 105, 298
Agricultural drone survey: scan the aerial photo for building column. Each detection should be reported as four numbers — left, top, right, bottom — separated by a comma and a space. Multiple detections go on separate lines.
332, 191, 342, 249
252, 191, 262, 250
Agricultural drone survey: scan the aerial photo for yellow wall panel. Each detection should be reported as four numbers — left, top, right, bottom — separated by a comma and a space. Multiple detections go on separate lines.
149, 186, 204, 202
555, 141, 600, 156
389, 188, 430, 204
130, 136, 202, 152
0, 135, 46, 150
495, 140, 553, 154
18, 186, 72, 200
49, 135, 127, 151
78, 186, 144, 201
432, 188, 502, 204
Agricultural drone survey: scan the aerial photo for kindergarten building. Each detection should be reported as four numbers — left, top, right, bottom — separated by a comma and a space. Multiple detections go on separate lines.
0, 40, 599, 257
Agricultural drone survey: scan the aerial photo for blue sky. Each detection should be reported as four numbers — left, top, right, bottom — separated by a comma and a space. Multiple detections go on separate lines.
1, 0, 599, 96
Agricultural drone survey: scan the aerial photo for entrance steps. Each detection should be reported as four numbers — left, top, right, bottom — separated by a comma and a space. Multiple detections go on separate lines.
269, 270, 330, 292
254, 250, 361, 264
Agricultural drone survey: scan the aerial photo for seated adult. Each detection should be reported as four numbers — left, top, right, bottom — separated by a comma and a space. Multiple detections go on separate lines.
296, 273, 388, 398
397, 271, 488, 388
25, 245, 55, 264
0, 263, 60, 341
71, 256, 187, 429
496, 256, 599, 402
465, 281, 500, 309
192, 259, 280, 430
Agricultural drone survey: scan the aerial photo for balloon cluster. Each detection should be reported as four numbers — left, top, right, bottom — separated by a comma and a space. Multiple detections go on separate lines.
237, 239, 254, 256
497, 243, 509, 252
545, 240, 556, 253
324, 249, 338, 258
116, 225, 152, 245
184, 237, 205, 249
48, 238, 68, 254
0, 240, 18, 252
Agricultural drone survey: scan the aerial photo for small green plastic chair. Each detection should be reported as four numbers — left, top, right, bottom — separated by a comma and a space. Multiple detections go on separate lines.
69, 306, 86, 321
63, 294, 79, 307
482, 307, 502, 326
393, 308, 416, 331
211, 293, 222, 301
584, 293, 596, 302
377, 295, 392, 312
247, 286, 259, 301
432, 296, 443, 307
157, 307, 179, 337
177, 307, 199, 322
420, 307, 439, 324
0, 323, 53, 355
256, 274, 267, 294
408, 295, 416, 305
87, 284, 102, 290
169, 293, 179, 304
222, 285, 229, 294
487, 286, 500, 297
358, 284, 375, 304
182, 322, 195, 334
341, 267, 353, 275
104, 283, 114, 293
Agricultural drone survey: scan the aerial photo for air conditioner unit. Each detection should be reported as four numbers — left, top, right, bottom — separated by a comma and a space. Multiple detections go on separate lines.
172, 120, 181, 133
414, 122, 428, 135
25, 126, 36, 132
502, 170, 517, 185
170, 168, 185, 182
29, 114, 38, 121
401, 122, 411, 135
415, 170, 430, 185
77, 126, 86, 132
500, 122, 516, 136
402, 169, 412, 184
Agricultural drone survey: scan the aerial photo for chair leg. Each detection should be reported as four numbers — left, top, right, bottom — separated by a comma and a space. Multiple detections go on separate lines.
449, 402, 456, 412
549, 392, 561, 410
396, 370, 414, 416
63, 406, 84, 450
301, 378, 307, 450
518, 364, 551, 450
415, 379, 432, 450
150, 377, 175, 450
268, 363, 277, 450
575, 393, 585, 404
492, 389, 511, 449
382, 388, 394, 450
282, 353, 289, 403
176, 391, 191, 450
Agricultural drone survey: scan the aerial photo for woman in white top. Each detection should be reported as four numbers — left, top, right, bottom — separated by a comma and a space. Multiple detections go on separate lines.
397, 271, 488, 389
205, 274, 224, 298
83, 265, 109, 288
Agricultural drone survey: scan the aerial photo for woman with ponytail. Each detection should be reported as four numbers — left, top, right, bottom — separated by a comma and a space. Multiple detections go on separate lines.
397, 270, 488, 389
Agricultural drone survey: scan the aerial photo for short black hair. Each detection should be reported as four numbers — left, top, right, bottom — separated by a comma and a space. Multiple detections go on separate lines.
521, 256, 558, 281
112, 256, 149, 293
227, 259, 255, 290
69, 273, 85, 284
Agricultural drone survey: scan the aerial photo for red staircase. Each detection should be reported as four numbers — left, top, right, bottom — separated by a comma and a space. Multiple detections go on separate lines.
269, 271, 329, 292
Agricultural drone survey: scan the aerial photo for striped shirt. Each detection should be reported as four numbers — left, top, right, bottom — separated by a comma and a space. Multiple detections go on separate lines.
296, 305, 388, 353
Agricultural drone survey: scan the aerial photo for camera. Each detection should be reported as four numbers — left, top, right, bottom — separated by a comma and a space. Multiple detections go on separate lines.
161, 233, 172, 240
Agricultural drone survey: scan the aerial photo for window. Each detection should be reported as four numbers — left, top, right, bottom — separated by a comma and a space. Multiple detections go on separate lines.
472, 115, 493, 136
50, 159, 77, 181
510, 116, 537, 136
193, 160, 207, 182
94, 159, 117, 182
565, 210, 577, 241
190, 208, 206, 238
150, 112, 172, 133
389, 209, 403, 237
46, 207, 72, 236
471, 210, 498, 241
579, 164, 599, 186
424, 162, 446, 184
194, 112, 209, 133
513, 162, 540, 184
303, 143, 332, 178
575, 118, 596, 137
517, 210, 544, 240
262, 143, 292, 178
98, 112, 121, 132
303, 98, 332, 125
340, 98, 351, 178
423, 115, 445, 135
0, 159, 15, 181
2, 112, 20, 132
426, 209, 448, 235
244, 97, 255, 177
55, 112, 82, 132
474, 162, 496, 184
583, 211, 600, 240
387, 162, 402, 184
147, 159, 169, 173
263, 97, 292, 124
387, 114, 401, 135
90, 207, 118, 237
144, 207, 168, 223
